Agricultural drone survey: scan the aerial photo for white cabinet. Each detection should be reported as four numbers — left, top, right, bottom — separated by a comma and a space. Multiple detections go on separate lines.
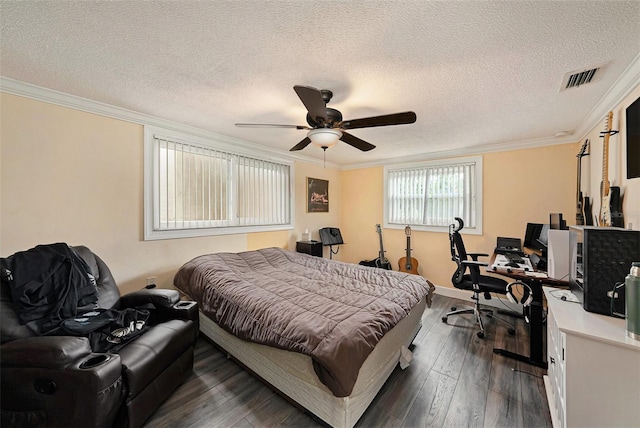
543, 287, 640, 428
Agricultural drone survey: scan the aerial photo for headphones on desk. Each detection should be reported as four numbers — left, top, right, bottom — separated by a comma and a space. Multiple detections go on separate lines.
506, 281, 533, 307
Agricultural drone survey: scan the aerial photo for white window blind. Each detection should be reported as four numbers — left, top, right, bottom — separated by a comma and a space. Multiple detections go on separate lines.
236, 155, 290, 226
385, 156, 482, 233
146, 130, 292, 239
156, 139, 233, 230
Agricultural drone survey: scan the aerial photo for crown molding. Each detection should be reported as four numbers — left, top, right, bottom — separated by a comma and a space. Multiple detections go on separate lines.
575, 52, 640, 138
3, 64, 637, 172
340, 135, 577, 170
341, 53, 640, 171
0, 77, 339, 170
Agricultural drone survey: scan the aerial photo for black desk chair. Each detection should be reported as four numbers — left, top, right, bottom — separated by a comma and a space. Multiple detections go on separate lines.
442, 217, 515, 338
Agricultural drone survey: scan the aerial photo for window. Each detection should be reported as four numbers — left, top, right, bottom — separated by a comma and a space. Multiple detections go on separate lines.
144, 127, 293, 240
384, 156, 482, 234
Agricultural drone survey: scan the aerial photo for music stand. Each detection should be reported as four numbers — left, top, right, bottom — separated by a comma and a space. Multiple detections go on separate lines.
319, 227, 344, 260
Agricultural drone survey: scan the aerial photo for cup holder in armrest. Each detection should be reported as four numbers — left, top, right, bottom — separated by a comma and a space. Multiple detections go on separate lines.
173, 301, 197, 310
80, 354, 111, 369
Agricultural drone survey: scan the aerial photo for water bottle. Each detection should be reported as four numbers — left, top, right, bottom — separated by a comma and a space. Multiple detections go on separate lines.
626, 262, 640, 340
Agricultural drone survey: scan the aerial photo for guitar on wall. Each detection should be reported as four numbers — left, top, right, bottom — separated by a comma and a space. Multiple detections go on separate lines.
599, 111, 624, 227
575, 139, 593, 226
398, 225, 419, 274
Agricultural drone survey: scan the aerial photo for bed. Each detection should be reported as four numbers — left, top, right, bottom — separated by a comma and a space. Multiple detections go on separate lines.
173, 247, 433, 427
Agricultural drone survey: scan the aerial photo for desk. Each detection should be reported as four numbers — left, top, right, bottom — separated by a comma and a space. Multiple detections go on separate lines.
488, 252, 568, 369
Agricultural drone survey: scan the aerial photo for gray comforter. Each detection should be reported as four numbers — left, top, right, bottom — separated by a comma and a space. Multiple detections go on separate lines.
173, 247, 432, 397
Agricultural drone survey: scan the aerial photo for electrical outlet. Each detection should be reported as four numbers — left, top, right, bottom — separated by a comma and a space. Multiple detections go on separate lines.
146, 276, 157, 286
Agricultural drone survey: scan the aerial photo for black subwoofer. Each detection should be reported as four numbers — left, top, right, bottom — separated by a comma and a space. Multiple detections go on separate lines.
571, 226, 640, 316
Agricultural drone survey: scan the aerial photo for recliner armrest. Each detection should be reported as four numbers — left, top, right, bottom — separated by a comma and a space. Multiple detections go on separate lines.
121, 289, 198, 337
1, 336, 92, 368
120, 288, 180, 309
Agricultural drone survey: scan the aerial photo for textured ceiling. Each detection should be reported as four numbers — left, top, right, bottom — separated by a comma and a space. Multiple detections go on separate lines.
1, 1, 639, 167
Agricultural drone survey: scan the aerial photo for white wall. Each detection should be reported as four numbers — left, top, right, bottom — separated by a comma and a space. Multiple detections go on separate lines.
0, 93, 342, 293
583, 84, 640, 230
2, 82, 637, 298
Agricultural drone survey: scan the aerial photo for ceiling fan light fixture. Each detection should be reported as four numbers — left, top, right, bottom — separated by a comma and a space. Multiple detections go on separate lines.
308, 128, 342, 149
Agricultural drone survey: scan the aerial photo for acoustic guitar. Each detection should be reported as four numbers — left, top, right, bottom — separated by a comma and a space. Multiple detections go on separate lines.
398, 226, 419, 274
599, 111, 624, 227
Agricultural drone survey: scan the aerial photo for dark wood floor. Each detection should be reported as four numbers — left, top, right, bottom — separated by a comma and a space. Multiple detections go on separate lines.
144, 294, 552, 428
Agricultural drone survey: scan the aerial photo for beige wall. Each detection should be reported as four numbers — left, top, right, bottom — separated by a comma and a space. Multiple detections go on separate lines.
0, 93, 340, 293
339, 144, 579, 288
336, 85, 640, 290
339, 167, 386, 263
291, 162, 343, 259
248, 161, 342, 256
2, 86, 636, 295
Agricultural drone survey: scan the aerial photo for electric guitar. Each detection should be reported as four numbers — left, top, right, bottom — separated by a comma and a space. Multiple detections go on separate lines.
582, 195, 593, 226
375, 224, 392, 270
599, 111, 624, 227
398, 226, 419, 274
575, 139, 591, 225
358, 224, 392, 269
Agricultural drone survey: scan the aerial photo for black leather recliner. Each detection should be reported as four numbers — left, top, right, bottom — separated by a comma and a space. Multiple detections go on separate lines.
1, 245, 199, 428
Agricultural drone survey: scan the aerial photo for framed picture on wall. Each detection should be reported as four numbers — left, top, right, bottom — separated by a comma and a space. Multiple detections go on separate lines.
307, 177, 329, 212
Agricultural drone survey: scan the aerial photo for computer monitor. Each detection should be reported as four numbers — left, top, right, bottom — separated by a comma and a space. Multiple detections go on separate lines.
524, 223, 544, 248
537, 224, 550, 250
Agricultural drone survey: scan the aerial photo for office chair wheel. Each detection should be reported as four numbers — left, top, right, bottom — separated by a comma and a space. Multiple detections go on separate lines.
441, 316, 448, 323
508, 328, 516, 335
477, 331, 485, 339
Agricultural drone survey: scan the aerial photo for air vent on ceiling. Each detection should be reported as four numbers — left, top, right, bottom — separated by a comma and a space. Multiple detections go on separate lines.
559, 63, 607, 92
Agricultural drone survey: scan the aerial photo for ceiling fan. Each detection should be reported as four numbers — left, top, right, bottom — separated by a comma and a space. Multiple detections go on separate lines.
235, 85, 417, 152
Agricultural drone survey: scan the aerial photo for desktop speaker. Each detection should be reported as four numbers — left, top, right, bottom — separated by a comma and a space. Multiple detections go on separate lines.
570, 226, 640, 317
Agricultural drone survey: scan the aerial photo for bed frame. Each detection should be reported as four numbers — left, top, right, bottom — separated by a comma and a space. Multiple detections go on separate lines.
198, 296, 426, 428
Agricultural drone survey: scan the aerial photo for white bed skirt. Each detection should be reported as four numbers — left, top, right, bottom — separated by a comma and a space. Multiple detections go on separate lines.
198, 296, 426, 428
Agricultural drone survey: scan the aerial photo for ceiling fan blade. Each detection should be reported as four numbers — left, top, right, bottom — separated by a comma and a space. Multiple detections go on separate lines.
293, 85, 328, 123
235, 123, 310, 129
290, 137, 312, 151
340, 131, 376, 152
339, 111, 416, 130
